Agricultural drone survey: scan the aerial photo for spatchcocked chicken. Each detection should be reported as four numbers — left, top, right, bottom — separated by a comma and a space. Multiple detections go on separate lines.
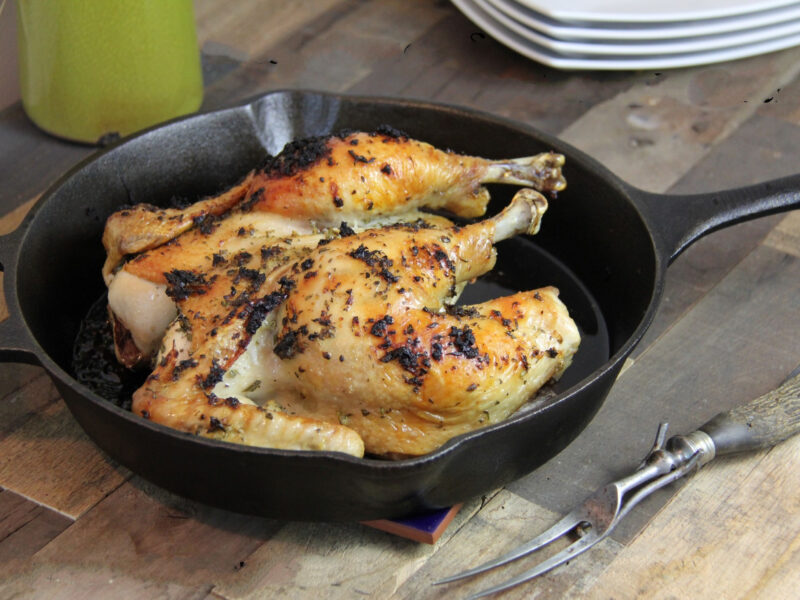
102, 128, 579, 457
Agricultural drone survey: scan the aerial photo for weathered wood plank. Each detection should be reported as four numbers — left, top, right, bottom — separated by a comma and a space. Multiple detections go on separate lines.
0, 478, 284, 600
211, 493, 496, 600
586, 433, 800, 599
350, 12, 635, 135
669, 114, 800, 194
558, 48, 800, 192
0, 195, 38, 321
0, 372, 58, 435
194, 0, 346, 59
202, 0, 450, 111
0, 194, 38, 236
755, 69, 800, 124
764, 210, 800, 258
635, 215, 783, 360
0, 374, 128, 518
508, 245, 800, 543
0, 363, 42, 401
634, 112, 800, 355
345, 18, 464, 99
0, 104, 95, 216
0, 488, 72, 564
0, 274, 6, 322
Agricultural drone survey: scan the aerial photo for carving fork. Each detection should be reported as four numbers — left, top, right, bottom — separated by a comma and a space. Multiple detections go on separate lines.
435, 369, 800, 599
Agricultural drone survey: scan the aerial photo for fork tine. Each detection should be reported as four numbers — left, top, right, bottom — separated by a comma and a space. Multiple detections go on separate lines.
465, 530, 601, 600
434, 509, 583, 585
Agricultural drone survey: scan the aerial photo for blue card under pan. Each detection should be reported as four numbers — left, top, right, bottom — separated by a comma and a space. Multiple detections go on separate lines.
362, 504, 463, 544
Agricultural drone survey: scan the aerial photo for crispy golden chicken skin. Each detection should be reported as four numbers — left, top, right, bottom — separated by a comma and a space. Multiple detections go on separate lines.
102, 128, 577, 457
104, 128, 565, 281
104, 129, 565, 368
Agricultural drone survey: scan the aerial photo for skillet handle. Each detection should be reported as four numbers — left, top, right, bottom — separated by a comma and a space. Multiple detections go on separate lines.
0, 227, 41, 366
633, 173, 800, 263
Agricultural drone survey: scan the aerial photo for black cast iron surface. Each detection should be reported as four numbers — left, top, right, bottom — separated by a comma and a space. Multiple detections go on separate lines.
0, 90, 798, 520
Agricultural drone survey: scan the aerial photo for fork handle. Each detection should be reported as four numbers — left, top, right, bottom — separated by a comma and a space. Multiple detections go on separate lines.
699, 371, 800, 456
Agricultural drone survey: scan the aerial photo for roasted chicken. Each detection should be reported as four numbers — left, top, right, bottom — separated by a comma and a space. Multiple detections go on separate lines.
103, 128, 565, 367
102, 128, 578, 457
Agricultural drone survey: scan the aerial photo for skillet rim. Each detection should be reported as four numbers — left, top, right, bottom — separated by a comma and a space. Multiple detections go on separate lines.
2, 88, 665, 473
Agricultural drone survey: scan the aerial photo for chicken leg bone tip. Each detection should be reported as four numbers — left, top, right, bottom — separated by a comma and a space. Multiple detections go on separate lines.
491, 189, 549, 242
485, 153, 566, 191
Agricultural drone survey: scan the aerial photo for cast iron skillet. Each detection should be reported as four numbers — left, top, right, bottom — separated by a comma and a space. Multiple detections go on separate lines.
1, 90, 798, 521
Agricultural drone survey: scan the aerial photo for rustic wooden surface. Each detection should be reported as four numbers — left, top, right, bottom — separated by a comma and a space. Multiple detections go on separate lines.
1, 1, 799, 598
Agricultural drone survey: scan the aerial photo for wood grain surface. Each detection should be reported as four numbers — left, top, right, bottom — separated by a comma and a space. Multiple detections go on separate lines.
1, 1, 799, 598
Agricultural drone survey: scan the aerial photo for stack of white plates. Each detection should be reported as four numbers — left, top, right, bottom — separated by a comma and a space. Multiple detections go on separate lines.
451, 0, 800, 69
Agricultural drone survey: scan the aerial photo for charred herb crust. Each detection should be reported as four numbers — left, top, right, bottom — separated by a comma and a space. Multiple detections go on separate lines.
201, 360, 225, 389
242, 291, 288, 335
370, 315, 394, 337
446, 305, 480, 318
165, 269, 213, 300
258, 125, 409, 179
348, 244, 399, 283
348, 149, 375, 164
449, 326, 479, 358
172, 358, 198, 381
192, 213, 219, 235
261, 136, 331, 177
208, 416, 226, 433
372, 124, 409, 139
274, 326, 308, 359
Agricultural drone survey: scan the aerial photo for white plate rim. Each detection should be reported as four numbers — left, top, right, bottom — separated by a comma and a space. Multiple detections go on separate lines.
452, 0, 800, 69
477, 0, 800, 56
487, 0, 800, 41
512, 0, 800, 24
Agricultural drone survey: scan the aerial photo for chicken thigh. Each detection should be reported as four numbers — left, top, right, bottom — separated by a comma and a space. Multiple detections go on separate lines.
131, 191, 580, 457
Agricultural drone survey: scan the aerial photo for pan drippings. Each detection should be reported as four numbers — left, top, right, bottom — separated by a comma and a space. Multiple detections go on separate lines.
72, 294, 145, 410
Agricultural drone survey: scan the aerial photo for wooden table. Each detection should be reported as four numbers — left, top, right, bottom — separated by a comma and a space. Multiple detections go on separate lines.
1, 2, 799, 597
